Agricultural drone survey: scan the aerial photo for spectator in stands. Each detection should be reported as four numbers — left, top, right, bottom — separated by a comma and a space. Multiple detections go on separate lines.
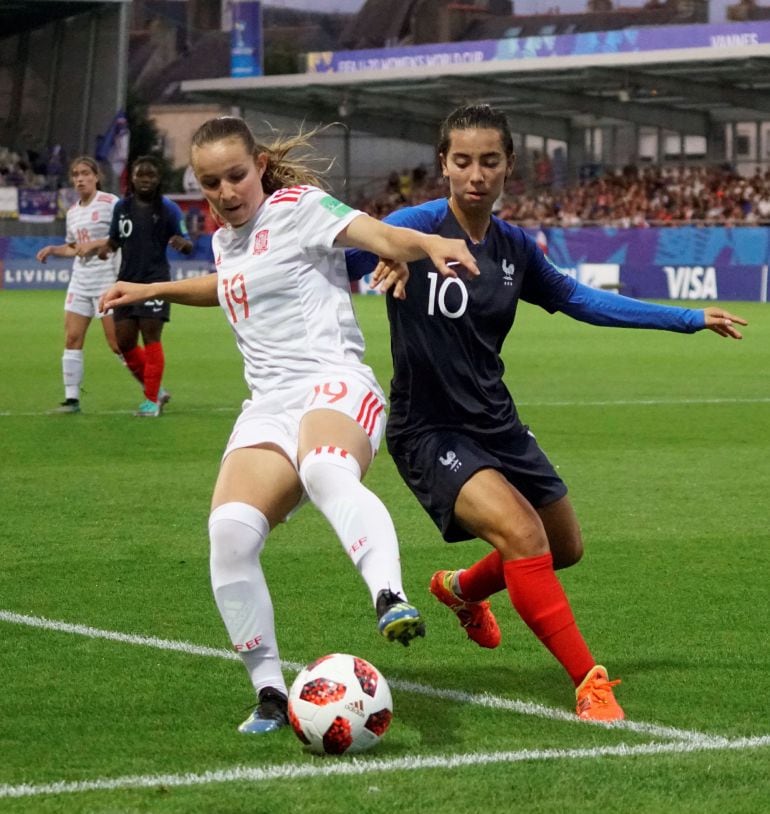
89, 155, 193, 417
99, 114, 479, 735
36, 156, 121, 414
346, 102, 748, 722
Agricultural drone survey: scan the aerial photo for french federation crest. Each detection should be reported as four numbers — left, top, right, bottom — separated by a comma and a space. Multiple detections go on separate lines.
253, 229, 269, 255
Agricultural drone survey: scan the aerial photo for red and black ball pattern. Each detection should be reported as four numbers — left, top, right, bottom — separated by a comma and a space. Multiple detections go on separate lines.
299, 678, 346, 705
353, 657, 378, 698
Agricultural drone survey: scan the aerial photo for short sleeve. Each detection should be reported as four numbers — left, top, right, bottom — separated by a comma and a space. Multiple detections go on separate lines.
294, 187, 362, 251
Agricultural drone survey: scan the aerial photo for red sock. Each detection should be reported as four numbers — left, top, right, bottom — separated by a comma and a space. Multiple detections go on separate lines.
143, 341, 164, 403
503, 553, 595, 686
457, 550, 505, 601
123, 346, 145, 386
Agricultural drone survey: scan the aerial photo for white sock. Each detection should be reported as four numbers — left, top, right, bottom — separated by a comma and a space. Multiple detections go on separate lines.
62, 349, 83, 400
208, 502, 286, 696
299, 446, 405, 605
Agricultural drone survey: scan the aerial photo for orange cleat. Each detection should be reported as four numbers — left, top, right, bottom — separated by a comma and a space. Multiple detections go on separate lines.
429, 570, 501, 649
575, 665, 624, 721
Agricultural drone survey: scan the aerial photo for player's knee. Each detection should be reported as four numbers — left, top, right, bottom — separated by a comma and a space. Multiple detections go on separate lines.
551, 535, 584, 570
208, 502, 269, 580
299, 447, 362, 503
489, 515, 549, 560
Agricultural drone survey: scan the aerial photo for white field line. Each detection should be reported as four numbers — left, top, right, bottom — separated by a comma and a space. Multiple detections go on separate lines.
0, 610, 720, 745
1, 396, 769, 418
1, 736, 769, 800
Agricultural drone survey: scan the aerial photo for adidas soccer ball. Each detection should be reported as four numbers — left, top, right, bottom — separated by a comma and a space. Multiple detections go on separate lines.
288, 653, 393, 755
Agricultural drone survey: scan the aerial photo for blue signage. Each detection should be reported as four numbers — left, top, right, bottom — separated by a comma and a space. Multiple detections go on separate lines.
231, 0, 263, 78
306, 21, 770, 74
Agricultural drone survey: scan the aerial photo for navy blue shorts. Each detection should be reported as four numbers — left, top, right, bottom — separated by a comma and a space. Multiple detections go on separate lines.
113, 298, 170, 323
388, 424, 567, 543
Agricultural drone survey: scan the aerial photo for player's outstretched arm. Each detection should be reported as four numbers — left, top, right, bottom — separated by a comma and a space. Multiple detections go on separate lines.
337, 213, 479, 279
99, 273, 219, 312
702, 307, 747, 339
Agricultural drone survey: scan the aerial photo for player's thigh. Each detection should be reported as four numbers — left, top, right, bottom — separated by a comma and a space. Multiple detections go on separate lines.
297, 371, 386, 475
455, 468, 548, 559
211, 445, 303, 528
298, 409, 373, 477
537, 495, 583, 569
63, 310, 91, 349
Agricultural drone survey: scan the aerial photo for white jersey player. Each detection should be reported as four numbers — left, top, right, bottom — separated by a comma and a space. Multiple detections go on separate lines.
100, 115, 479, 736
36, 156, 121, 413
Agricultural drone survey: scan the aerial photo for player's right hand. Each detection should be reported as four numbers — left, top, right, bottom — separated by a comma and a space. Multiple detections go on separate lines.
372, 258, 409, 299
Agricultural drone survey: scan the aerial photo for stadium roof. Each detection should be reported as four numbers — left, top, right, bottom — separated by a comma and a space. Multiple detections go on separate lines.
180, 44, 770, 144
0, 0, 126, 40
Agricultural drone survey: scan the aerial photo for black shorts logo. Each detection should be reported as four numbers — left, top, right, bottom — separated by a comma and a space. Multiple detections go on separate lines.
439, 450, 462, 472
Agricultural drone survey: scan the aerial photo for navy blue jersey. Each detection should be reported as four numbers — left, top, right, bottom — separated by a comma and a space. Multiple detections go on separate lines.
347, 199, 576, 440
346, 198, 705, 446
110, 196, 188, 283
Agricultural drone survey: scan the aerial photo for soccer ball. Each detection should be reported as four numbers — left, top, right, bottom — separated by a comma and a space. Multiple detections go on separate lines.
288, 653, 393, 755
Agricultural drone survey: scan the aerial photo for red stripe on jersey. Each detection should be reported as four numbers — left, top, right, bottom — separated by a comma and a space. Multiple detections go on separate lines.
356, 391, 383, 436
364, 402, 384, 437
97, 193, 114, 203
268, 185, 309, 205
355, 391, 376, 426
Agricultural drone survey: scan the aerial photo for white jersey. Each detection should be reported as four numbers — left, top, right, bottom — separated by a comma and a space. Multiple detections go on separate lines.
65, 192, 120, 296
213, 185, 369, 397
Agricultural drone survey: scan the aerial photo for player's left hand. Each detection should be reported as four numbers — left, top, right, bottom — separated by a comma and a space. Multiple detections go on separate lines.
372, 258, 409, 300
168, 235, 192, 253
702, 307, 747, 339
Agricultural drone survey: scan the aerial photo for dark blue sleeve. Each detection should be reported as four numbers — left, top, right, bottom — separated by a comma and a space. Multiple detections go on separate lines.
559, 280, 706, 332
108, 201, 122, 244
517, 231, 578, 311
344, 204, 440, 281
164, 198, 190, 238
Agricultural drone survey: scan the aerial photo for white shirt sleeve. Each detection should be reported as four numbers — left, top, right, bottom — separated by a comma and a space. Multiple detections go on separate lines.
294, 187, 362, 252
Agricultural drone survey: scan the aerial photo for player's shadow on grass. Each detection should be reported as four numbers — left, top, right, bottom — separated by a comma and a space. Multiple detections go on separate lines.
389, 662, 571, 749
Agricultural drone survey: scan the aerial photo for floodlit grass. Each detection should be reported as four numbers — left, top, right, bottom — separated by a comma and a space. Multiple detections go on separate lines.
0, 291, 768, 813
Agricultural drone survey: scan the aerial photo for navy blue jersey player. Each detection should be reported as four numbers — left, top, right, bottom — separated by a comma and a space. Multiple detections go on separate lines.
346, 104, 747, 721
97, 155, 192, 416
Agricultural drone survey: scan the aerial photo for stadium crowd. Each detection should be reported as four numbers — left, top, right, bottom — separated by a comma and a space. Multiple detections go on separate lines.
353, 161, 770, 227
6, 138, 770, 228
0, 143, 66, 190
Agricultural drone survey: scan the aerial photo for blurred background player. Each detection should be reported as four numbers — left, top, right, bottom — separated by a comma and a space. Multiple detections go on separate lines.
36, 156, 120, 413
100, 116, 478, 734
91, 155, 193, 417
347, 103, 748, 721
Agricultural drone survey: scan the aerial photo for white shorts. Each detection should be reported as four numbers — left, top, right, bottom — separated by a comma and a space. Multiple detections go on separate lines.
64, 288, 111, 319
223, 368, 387, 468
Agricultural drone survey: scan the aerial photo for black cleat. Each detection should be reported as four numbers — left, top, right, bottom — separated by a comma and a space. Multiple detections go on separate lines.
238, 686, 289, 734
376, 589, 426, 646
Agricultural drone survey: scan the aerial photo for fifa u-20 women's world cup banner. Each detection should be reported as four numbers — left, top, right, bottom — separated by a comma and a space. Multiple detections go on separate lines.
306, 21, 770, 74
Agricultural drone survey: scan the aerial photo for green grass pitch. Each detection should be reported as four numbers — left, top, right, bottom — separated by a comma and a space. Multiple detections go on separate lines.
0, 290, 768, 813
